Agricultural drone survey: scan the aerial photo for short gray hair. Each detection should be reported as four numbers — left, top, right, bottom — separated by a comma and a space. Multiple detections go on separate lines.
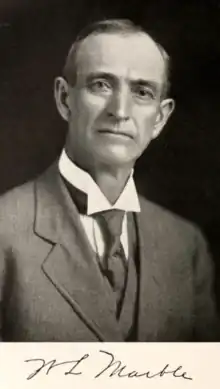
63, 19, 171, 99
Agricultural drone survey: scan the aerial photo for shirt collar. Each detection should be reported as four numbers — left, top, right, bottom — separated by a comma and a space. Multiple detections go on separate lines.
58, 149, 140, 215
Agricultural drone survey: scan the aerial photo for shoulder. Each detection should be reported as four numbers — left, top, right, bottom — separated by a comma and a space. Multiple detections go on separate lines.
0, 163, 60, 236
0, 162, 58, 215
0, 180, 36, 216
0, 180, 35, 209
0, 180, 36, 236
138, 194, 204, 245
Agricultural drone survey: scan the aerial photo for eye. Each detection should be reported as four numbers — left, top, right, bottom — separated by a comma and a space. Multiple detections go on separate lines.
88, 79, 112, 94
132, 85, 155, 100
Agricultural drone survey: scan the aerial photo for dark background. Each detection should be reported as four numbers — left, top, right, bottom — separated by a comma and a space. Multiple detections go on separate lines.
1, 0, 220, 308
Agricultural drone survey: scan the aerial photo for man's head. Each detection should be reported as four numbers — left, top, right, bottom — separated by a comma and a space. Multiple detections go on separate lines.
54, 19, 175, 173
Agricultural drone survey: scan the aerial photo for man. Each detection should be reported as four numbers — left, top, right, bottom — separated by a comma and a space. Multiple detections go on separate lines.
0, 19, 218, 341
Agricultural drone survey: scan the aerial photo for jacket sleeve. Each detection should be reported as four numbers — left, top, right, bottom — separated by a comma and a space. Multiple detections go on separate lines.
193, 229, 220, 341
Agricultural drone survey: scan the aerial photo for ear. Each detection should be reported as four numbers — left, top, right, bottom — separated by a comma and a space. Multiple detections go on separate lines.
54, 77, 70, 122
152, 98, 175, 139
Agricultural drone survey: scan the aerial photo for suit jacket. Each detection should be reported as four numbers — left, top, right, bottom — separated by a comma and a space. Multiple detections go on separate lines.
0, 163, 218, 341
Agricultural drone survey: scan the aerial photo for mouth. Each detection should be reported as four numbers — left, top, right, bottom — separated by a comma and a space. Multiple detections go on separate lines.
97, 129, 134, 140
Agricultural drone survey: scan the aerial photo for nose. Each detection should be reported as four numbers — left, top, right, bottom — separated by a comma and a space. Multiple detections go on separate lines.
107, 87, 131, 121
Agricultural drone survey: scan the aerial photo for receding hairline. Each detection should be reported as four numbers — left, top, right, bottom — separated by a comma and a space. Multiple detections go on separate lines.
77, 30, 167, 69
63, 19, 170, 98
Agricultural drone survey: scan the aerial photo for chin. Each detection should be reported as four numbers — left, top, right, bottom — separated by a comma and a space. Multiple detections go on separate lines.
96, 148, 136, 168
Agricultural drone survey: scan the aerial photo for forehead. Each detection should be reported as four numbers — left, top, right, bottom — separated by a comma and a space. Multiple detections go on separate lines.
76, 32, 165, 84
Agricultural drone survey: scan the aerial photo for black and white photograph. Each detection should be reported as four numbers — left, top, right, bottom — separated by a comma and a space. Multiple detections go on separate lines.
0, 0, 220, 346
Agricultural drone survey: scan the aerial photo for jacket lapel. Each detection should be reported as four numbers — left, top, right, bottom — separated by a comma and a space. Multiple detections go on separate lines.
34, 164, 123, 341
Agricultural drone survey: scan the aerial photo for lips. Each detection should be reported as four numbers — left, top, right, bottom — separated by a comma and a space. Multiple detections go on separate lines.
97, 128, 134, 139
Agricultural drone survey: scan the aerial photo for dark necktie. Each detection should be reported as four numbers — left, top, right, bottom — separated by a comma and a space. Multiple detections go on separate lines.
63, 178, 128, 311
94, 209, 127, 310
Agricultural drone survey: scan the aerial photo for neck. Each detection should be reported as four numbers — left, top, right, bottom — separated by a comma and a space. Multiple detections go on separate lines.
65, 145, 134, 204
90, 164, 133, 204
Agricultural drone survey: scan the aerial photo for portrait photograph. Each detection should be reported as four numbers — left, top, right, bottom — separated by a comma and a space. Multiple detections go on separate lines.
0, 0, 220, 346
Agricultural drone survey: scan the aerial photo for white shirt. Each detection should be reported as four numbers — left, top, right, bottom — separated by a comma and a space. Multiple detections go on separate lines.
59, 149, 140, 259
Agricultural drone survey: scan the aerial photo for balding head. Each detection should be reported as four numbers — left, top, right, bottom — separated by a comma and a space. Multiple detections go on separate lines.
63, 19, 171, 100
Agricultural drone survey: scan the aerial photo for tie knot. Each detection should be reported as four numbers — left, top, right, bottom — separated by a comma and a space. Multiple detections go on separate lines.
95, 209, 125, 239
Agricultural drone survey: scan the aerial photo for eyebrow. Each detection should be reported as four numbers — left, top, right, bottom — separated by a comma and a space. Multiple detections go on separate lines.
85, 71, 160, 93
130, 79, 159, 94
85, 72, 116, 84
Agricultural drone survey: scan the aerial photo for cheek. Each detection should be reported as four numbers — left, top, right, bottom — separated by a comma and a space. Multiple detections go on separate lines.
77, 93, 107, 126
133, 106, 158, 139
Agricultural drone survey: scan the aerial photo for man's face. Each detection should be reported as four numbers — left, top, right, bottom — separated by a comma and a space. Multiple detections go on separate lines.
65, 32, 172, 171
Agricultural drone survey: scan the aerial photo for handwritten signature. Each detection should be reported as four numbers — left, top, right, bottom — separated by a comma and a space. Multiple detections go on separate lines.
25, 350, 193, 381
